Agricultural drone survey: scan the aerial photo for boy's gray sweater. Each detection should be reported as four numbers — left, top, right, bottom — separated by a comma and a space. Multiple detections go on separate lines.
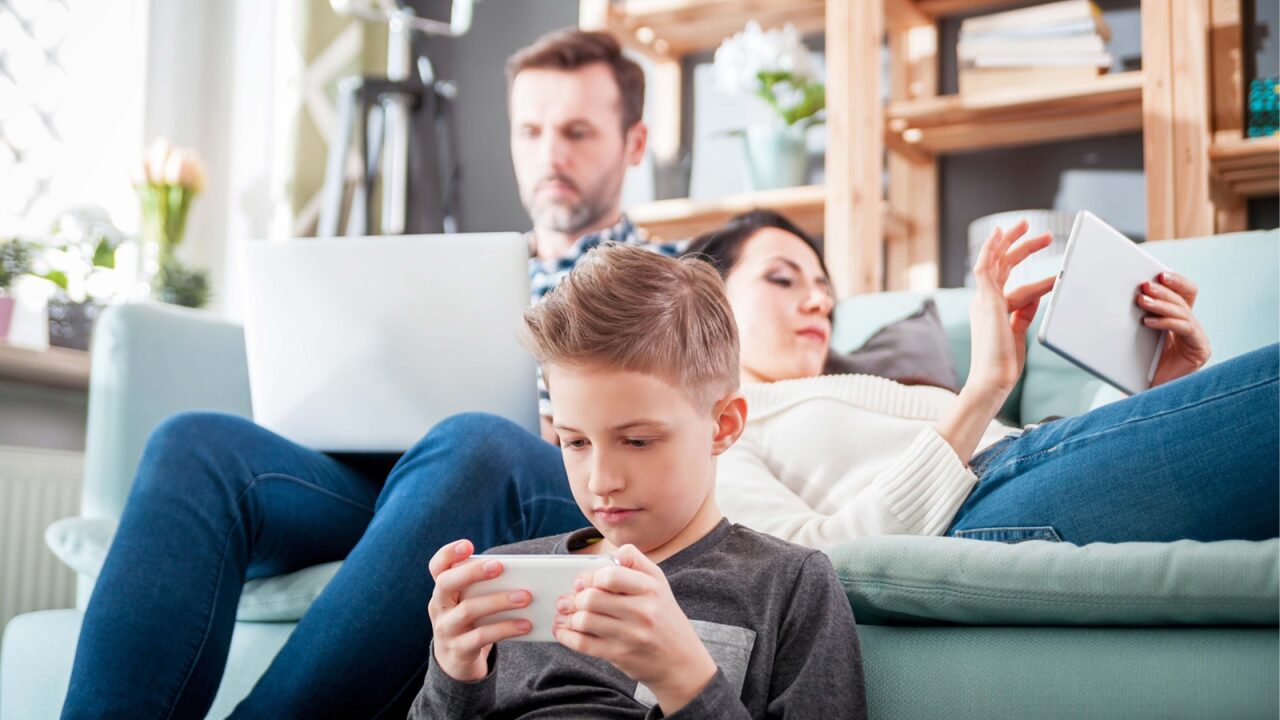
409, 520, 866, 719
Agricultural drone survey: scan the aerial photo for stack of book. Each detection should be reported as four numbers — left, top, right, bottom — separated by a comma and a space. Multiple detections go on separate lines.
958, 0, 1112, 96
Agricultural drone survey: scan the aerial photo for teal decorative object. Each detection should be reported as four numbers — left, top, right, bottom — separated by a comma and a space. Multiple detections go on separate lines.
1247, 76, 1278, 137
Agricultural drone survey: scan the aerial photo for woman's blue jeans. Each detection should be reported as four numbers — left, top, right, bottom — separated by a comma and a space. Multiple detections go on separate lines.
61, 413, 585, 719
948, 344, 1279, 543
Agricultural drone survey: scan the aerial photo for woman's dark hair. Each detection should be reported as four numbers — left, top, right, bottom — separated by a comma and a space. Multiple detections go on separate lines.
683, 209, 829, 280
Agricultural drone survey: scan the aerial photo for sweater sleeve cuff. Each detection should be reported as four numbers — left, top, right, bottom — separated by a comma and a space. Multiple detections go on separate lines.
411, 643, 498, 719
645, 668, 751, 720
875, 427, 977, 536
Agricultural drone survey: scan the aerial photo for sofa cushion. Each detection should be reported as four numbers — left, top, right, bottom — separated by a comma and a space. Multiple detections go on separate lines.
45, 516, 341, 622
828, 535, 1279, 627
825, 299, 960, 391
833, 289, 1026, 423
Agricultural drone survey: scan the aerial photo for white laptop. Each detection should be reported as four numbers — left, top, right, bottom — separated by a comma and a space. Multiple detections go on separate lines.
1037, 211, 1169, 396
239, 233, 538, 452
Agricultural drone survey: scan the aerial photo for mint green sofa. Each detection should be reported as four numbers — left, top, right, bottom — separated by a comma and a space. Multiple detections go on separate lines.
2, 230, 1277, 719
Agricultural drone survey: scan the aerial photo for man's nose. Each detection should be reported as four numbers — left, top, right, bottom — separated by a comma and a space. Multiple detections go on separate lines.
538, 132, 568, 170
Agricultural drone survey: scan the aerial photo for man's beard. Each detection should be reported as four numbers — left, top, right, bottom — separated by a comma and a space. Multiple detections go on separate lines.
525, 174, 615, 237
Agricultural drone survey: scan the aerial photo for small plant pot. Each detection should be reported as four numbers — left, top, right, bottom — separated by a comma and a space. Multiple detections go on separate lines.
47, 299, 103, 351
742, 124, 809, 191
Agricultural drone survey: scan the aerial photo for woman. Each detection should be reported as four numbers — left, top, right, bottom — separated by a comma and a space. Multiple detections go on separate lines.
687, 210, 1278, 548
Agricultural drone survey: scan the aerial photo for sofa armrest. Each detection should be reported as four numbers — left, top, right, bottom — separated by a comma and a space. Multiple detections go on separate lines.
81, 302, 251, 520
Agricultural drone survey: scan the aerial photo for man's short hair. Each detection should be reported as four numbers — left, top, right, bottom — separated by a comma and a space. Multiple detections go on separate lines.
523, 244, 739, 411
505, 28, 645, 134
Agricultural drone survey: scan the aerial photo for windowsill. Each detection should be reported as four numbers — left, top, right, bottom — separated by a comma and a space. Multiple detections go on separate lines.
0, 342, 90, 392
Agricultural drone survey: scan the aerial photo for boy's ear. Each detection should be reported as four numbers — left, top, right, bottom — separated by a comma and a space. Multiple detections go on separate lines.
710, 392, 747, 456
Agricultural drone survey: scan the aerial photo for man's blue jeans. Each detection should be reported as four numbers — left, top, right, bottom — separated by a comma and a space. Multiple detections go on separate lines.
949, 344, 1279, 543
62, 413, 585, 719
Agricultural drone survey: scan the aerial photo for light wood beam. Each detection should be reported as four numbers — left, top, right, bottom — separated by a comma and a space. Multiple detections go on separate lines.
887, 9, 940, 291
825, 0, 884, 295
1169, 0, 1215, 238
1142, 0, 1176, 240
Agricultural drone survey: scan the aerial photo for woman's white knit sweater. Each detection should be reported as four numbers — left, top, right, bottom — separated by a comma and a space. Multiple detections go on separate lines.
715, 373, 1018, 549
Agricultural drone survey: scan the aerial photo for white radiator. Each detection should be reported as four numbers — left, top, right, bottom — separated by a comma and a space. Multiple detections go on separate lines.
0, 445, 82, 632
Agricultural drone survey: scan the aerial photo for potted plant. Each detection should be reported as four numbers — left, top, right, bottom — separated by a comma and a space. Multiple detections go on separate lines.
134, 138, 211, 309
713, 21, 825, 191
0, 238, 34, 340
35, 206, 127, 351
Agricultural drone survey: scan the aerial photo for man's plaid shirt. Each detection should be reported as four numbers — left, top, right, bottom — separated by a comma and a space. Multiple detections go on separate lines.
528, 215, 687, 416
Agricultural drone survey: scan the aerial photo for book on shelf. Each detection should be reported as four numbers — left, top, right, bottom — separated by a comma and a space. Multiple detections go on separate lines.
957, 33, 1106, 63
959, 0, 1111, 41
967, 53, 1111, 69
958, 65, 1104, 96
958, 0, 1111, 96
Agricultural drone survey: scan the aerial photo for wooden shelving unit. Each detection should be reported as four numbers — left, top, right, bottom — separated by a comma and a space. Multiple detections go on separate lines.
628, 185, 825, 242
629, 185, 911, 247
887, 71, 1144, 154
584, 0, 1278, 294
1210, 136, 1280, 199
590, 0, 824, 57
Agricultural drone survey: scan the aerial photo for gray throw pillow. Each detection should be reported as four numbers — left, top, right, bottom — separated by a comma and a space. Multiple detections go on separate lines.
824, 299, 959, 391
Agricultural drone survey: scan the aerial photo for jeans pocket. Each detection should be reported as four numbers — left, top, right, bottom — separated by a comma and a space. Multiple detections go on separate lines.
952, 526, 1063, 544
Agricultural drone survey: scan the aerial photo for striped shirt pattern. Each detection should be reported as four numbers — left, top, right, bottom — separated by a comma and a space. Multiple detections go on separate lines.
528, 216, 687, 416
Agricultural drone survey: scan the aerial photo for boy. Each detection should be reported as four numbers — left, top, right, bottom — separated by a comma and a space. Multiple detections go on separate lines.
410, 244, 866, 718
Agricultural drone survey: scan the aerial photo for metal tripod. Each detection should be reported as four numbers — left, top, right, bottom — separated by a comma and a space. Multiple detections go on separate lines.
318, 1, 475, 237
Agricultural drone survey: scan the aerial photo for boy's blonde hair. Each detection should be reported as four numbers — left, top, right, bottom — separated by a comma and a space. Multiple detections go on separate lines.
523, 243, 740, 410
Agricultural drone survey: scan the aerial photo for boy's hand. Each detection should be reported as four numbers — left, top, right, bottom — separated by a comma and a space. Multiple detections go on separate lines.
554, 544, 717, 713
427, 539, 533, 682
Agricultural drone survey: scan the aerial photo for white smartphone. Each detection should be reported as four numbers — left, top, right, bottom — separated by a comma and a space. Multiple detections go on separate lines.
457, 554, 618, 643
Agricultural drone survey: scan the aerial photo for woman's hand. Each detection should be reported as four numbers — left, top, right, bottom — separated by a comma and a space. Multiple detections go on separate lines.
1140, 272, 1211, 386
427, 540, 533, 682
936, 221, 1055, 463
554, 545, 716, 714
966, 220, 1057, 400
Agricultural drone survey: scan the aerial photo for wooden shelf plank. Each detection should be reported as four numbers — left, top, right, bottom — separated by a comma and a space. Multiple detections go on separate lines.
1210, 136, 1280, 198
601, 0, 824, 58
0, 342, 90, 391
887, 71, 1144, 154
628, 185, 915, 249
912, 0, 1031, 18
629, 185, 826, 242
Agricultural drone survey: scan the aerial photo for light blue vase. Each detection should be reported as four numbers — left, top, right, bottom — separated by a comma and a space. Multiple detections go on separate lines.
743, 124, 808, 191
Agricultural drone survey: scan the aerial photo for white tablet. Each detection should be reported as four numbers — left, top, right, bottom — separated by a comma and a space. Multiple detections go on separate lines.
1036, 211, 1168, 395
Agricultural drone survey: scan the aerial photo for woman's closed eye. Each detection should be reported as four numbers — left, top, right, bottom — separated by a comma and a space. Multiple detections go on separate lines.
766, 273, 795, 288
